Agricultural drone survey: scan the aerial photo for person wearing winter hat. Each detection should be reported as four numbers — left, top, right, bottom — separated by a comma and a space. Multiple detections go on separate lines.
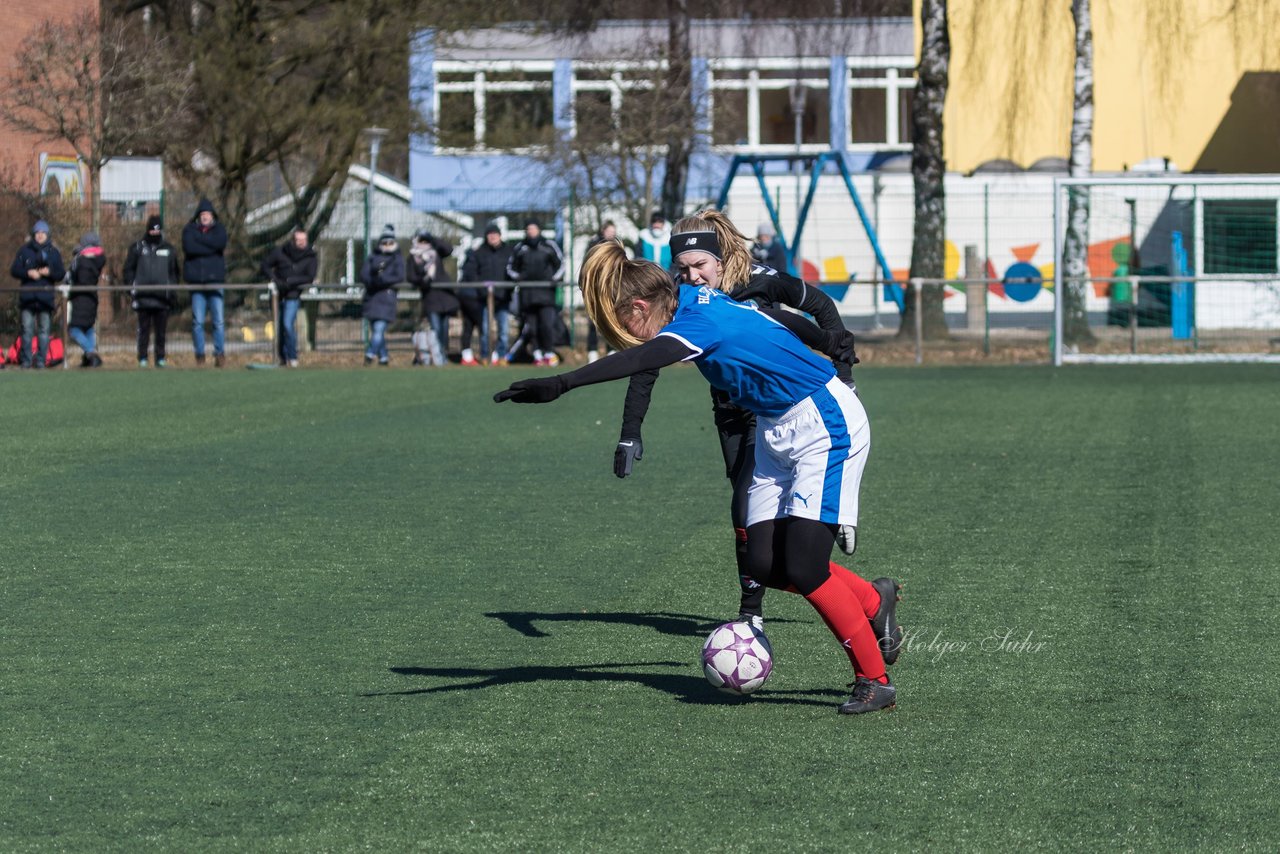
124, 215, 180, 367
9, 219, 65, 368
505, 219, 565, 366
182, 198, 228, 366
260, 226, 318, 367
751, 220, 789, 273
359, 224, 405, 365
406, 227, 455, 366
460, 222, 516, 365
68, 232, 107, 367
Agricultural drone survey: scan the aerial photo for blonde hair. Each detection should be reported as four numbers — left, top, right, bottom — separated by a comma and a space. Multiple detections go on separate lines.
671, 209, 753, 292
580, 240, 677, 350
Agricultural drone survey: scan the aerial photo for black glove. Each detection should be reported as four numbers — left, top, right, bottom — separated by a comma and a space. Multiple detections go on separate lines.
825, 329, 859, 366
494, 376, 567, 404
613, 438, 644, 478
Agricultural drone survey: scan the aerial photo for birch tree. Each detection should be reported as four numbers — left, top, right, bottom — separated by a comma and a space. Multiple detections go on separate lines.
1061, 0, 1095, 345
900, 0, 950, 339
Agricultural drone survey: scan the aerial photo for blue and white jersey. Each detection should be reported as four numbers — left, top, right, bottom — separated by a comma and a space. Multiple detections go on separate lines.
658, 285, 835, 417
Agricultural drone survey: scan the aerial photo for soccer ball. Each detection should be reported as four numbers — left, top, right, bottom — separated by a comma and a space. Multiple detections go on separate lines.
701, 621, 774, 695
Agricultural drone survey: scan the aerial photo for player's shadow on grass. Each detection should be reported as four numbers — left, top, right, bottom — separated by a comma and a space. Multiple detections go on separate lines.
368, 662, 842, 707
484, 610, 803, 639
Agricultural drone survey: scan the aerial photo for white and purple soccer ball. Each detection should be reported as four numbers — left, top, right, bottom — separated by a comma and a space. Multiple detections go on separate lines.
701, 621, 774, 695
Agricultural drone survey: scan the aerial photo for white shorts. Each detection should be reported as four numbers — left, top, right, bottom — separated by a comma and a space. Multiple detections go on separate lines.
745, 376, 870, 528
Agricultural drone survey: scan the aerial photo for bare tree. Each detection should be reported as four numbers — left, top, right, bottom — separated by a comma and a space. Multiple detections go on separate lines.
660, 0, 695, 219
900, 0, 949, 339
1061, 0, 1095, 345
0, 10, 190, 232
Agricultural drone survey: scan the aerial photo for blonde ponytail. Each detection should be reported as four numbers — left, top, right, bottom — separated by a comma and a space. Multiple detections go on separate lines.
580, 240, 677, 350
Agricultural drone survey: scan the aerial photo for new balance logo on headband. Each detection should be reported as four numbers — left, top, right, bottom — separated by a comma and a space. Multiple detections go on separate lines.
670, 230, 722, 260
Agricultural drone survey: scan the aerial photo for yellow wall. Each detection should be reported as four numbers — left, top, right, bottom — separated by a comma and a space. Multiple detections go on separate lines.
928, 0, 1280, 173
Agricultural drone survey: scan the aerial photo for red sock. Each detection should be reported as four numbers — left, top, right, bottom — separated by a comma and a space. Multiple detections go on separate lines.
804, 575, 887, 681
829, 562, 881, 619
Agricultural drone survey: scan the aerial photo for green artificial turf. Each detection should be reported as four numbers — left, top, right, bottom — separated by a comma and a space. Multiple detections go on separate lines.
1, 364, 1278, 851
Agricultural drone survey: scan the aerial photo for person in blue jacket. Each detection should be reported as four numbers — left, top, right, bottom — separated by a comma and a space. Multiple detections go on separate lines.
182, 198, 229, 366
9, 219, 65, 369
360, 225, 405, 365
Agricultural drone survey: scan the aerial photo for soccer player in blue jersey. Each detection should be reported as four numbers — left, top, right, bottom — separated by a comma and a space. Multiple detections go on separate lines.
495, 240, 898, 714
611, 209, 891, 640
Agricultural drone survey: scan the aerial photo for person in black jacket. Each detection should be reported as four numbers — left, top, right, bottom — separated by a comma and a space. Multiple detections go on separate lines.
360, 225, 405, 365
506, 219, 565, 366
261, 227, 318, 367
612, 209, 859, 632
68, 232, 106, 367
406, 228, 455, 366
124, 215, 180, 367
459, 223, 515, 365
9, 219, 65, 369
182, 198, 228, 366
751, 221, 790, 274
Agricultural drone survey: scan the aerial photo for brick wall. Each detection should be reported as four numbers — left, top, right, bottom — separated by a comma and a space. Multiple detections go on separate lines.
0, 0, 100, 192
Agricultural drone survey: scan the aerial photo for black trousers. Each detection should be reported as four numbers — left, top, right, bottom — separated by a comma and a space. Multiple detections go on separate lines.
457, 291, 486, 351
137, 308, 169, 360
522, 304, 558, 354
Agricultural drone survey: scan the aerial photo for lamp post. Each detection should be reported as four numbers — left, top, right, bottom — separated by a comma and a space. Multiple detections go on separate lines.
789, 82, 806, 276
362, 127, 389, 256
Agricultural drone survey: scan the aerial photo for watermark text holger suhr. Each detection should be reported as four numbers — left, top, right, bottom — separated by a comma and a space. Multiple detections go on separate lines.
896, 627, 1050, 663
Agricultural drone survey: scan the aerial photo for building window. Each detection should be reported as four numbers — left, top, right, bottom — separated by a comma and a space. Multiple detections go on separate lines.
1204, 199, 1278, 274
708, 60, 831, 151
848, 64, 915, 149
434, 63, 554, 151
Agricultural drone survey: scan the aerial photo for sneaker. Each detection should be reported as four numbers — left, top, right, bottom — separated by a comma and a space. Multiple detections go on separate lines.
736, 612, 765, 632
138, 358, 148, 368
587, 350, 601, 364
156, 358, 167, 368
195, 354, 206, 366
364, 355, 374, 365
460, 350, 479, 366
288, 359, 299, 368
870, 577, 903, 665
838, 676, 896, 715
214, 354, 226, 368
378, 359, 390, 366
80, 354, 91, 368
89, 353, 103, 367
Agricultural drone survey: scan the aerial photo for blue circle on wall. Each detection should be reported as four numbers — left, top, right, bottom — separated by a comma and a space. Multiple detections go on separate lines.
1003, 262, 1043, 303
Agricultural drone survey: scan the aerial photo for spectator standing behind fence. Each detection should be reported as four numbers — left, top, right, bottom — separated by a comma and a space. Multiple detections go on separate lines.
407, 229, 455, 367
9, 220, 64, 369
124, 215, 179, 368
361, 225, 405, 366
751, 221, 789, 274
68, 232, 105, 368
261, 227, 317, 368
182, 198, 228, 367
507, 219, 564, 367
461, 223, 515, 366
637, 211, 671, 270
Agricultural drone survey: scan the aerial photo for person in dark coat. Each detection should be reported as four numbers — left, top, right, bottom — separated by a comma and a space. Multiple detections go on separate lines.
260, 227, 318, 367
751, 221, 790, 274
406, 228, 455, 366
460, 223, 515, 365
68, 232, 106, 367
124, 215, 180, 367
506, 219, 565, 366
9, 219, 65, 369
360, 224, 405, 365
181, 198, 228, 366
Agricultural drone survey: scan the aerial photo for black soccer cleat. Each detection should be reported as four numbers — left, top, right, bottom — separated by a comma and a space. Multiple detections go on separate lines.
736, 611, 765, 632
870, 577, 903, 666
839, 676, 896, 715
